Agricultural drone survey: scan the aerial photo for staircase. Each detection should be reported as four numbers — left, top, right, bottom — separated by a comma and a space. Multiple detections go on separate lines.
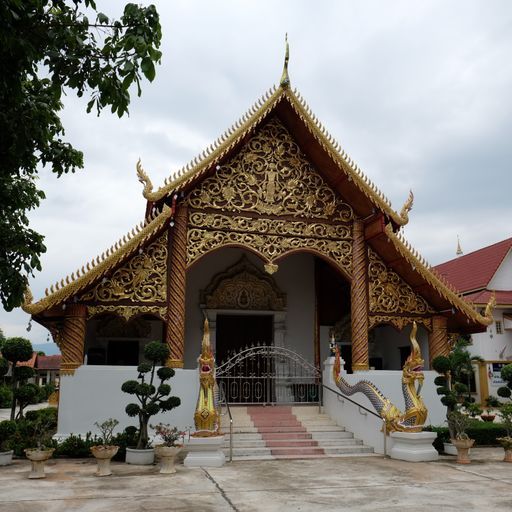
221, 405, 374, 460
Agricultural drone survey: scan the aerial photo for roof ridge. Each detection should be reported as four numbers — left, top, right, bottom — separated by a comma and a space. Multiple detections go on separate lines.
436, 236, 512, 267
22, 205, 173, 315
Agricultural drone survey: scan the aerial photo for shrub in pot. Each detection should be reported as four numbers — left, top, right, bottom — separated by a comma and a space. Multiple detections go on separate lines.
0, 420, 16, 466
481, 395, 499, 422
151, 423, 186, 474
496, 404, 512, 462
90, 418, 119, 476
24, 414, 57, 479
432, 336, 481, 448
448, 410, 474, 464
121, 341, 181, 465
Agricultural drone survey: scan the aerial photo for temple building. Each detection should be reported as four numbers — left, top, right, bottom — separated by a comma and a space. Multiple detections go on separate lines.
21, 47, 495, 436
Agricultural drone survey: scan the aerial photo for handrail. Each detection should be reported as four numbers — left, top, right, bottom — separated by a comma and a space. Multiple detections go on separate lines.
322, 384, 380, 419
322, 383, 388, 457
218, 385, 233, 462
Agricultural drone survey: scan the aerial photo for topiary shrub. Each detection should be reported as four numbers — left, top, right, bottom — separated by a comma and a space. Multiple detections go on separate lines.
497, 364, 512, 401
121, 341, 181, 449
432, 336, 482, 440
0, 385, 12, 408
0, 420, 16, 452
1, 337, 34, 420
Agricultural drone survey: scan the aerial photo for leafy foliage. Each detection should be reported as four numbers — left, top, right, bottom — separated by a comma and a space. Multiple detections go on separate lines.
497, 363, 512, 400
121, 342, 181, 449
0, 0, 162, 310
432, 336, 482, 439
0, 420, 17, 451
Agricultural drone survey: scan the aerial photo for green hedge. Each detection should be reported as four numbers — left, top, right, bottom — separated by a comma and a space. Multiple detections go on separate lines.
424, 420, 509, 452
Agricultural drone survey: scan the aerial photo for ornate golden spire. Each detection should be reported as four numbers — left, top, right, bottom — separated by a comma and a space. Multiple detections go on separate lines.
279, 34, 290, 88
456, 235, 463, 256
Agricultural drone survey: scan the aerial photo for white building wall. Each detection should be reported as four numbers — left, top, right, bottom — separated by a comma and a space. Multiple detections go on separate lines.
488, 249, 512, 290
56, 366, 198, 439
468, 310, 512, 362
184, 248, 315, 368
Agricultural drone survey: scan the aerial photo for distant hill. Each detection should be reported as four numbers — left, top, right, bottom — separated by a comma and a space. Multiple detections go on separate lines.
32, 343, 60, 356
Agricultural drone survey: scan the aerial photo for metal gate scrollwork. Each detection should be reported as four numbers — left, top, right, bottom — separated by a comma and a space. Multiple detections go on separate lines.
216, 345, 321, 405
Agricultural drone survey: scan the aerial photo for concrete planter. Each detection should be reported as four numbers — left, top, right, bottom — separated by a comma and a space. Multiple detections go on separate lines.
125, 447, 155, 465
24, 448, 55, 478
497, 437, 512, 462
451, 438, 474, 464
155, 445, 181, 474
91, 445, 119, 476
0, 450, 13, 466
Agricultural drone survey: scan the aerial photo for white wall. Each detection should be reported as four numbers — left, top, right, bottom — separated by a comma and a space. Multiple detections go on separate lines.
488, 249, 512, 290
57, 366, 198, 439
322, 357, 445, 454
184, 248, 315, 368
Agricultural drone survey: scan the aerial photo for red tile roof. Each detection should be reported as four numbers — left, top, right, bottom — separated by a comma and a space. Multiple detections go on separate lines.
17, 352, 37, 368
435, 237, 512, 293
465, 289, 512, 306
36, 354, 61, 370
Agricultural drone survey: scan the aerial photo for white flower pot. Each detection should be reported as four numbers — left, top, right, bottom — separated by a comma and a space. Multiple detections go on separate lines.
0, 450, 13, 466
125, 447, 155, 465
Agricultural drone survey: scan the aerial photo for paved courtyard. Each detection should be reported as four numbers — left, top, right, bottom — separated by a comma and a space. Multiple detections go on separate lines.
0, 448, 511, 511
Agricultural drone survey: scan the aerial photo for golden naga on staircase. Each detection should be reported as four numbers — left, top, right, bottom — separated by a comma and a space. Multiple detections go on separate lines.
192, 318, 221, 437
333, 322, 428, 432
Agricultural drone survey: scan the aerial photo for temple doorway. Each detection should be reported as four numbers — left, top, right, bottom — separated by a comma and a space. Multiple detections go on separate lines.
215, 314, 273, 365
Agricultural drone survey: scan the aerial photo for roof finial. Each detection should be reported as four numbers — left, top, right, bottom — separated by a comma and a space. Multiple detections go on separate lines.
456, 235, 463, 256
279, 33, 290, 88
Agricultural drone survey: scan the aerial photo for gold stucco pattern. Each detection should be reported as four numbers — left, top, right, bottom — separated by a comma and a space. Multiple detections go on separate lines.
187, 118, 353, 222
368, 248, 434, 315
80, 233, 167, 303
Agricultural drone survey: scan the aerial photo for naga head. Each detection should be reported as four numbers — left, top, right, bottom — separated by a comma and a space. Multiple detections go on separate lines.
403, 322, 424, 386
198, 317, 215, 385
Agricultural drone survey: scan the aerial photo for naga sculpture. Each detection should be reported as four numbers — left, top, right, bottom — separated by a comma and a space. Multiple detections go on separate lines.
192, 318, 221, 437
333, 321, 427, 432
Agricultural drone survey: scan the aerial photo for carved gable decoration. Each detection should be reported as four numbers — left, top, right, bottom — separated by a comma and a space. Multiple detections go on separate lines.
368, 249, 434, 315
95, 315, 152, 338
187, 117, 353, 222
201, 256, 286, 311
80, 233, 167, 303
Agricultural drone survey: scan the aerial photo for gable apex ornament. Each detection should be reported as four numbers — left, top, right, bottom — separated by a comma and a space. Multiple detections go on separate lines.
279, 34, 290, 88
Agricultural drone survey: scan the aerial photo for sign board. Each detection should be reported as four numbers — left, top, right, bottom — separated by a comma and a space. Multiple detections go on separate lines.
491, 363, 506, 385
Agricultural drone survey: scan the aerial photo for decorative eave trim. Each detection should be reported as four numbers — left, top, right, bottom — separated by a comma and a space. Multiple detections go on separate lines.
384, 223, 495, 326
284, 89, 412, 227
136, 85, 413, 227
22, 205, 174, 316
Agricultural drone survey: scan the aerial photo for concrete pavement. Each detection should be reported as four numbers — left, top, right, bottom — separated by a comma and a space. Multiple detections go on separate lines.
0, 448, 511, 511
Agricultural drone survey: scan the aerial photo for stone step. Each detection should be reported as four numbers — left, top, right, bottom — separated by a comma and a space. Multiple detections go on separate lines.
324, 446, 375, 455
310, 431, 353, 439
270, 447, 325, 456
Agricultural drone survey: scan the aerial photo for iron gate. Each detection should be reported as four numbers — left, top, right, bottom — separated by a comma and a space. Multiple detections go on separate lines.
216, 345, 321, 404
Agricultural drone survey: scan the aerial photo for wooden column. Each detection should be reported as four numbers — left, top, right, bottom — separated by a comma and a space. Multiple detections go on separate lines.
351, 219, 369, 371
166, 204, 188, 368
60, 304, 87, 375
428, 315, 449, 362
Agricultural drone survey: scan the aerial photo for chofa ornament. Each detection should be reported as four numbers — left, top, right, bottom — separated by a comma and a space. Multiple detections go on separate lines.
333, 321, 428, 433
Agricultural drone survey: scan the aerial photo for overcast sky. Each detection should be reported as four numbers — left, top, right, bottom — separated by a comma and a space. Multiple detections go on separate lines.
2, 0, 511, 344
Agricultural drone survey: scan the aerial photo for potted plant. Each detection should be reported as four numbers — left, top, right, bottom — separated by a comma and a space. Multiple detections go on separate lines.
447, 410, 474, 464
0, 420, 16, 466
121, 341, 181, 465
151, 423, 186, 474
481, 395, 499, 422
90, 418, 119, 476
496, 403, 512, 462
432, 336, 482, 454
24, 415, 56, 478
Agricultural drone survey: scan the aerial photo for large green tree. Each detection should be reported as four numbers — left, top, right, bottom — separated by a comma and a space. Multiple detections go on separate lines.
0, 0, 162, 311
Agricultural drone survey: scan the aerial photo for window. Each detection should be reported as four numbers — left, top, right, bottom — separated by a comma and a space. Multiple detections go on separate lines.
496, 320, 503, 335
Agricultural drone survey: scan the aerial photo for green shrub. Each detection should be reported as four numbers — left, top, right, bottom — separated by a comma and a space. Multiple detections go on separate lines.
425, 420, 509, 452
0, 385, 12, 408
54, 433, 100, 458
0, 420, 16, 451
111, 426, 139, 461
